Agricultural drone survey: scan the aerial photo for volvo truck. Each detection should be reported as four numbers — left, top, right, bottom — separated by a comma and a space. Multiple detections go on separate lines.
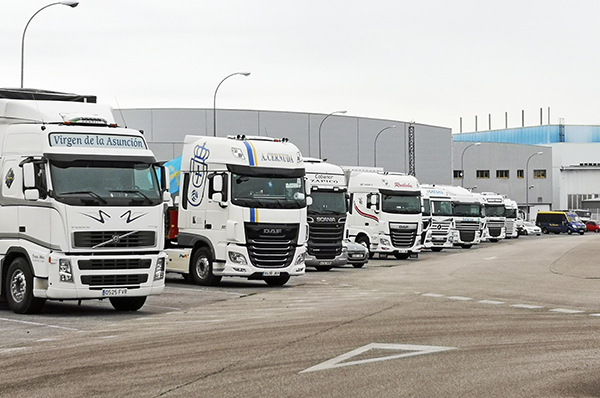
0, 88, 169, 314
304, 158, 347, 271
345, 170, 423, 259
165, 135, 308, 286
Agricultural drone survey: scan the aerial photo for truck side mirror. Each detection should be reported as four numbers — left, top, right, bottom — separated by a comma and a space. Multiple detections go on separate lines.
209, 173, 228, 205
23, 163, 39, 201
162, 166, 170, 193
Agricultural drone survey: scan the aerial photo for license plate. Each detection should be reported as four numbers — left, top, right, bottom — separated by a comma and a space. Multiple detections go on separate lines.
263, 270, 280, 277
319, 261, 332, 265
102, 288, 128, 297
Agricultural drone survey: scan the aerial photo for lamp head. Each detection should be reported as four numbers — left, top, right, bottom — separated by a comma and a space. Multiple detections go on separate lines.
60, 1, 79, 7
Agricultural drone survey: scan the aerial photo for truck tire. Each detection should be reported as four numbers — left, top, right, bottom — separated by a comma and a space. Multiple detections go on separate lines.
190, 247, 222, 286
264, 275, 290, 286
355, 236, 373, 259
6, 257, 46, 314
109, 296, 147, 311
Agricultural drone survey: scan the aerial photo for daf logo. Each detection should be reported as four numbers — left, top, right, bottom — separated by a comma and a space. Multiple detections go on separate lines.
396, 225, 409, 229
263, 228, 282, 234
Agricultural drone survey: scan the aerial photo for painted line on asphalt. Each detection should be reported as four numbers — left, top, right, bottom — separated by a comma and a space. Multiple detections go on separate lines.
448, 296, 473, 301
549, 308, 584, 314
510, 304, 544, 310
478, 300, 505, 305
0, 317, 79, 331
421, 293, 444, 298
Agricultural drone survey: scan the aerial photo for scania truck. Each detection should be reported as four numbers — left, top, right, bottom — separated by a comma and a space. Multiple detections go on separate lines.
421, 184, 455, 251
304, 158, 347, 271
0, 88, 169, 314
165, 135, 308, 286
345, 170, 423, 259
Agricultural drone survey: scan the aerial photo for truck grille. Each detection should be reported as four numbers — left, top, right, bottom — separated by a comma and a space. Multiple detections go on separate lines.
73, 231, 155, 248
307, 220, 345, 259
81, 274, 148, 286
389, 223, 417, 248
487, 220, 505, 237
245, 223, 299, 268
455, 220, 480, 242
431, 220, 452, 236
78, 258, 152, 270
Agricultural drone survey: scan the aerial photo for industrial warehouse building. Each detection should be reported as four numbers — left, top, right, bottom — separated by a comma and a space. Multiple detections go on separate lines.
116, 108, 600, 220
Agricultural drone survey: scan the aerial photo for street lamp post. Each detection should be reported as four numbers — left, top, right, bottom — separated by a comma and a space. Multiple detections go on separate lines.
460, 142, 481, 187
213, 72, 251, 137
21, 1, 79, 88
525, 151, 543, 221
373, 125, 396, 167
317, 110, 346, 159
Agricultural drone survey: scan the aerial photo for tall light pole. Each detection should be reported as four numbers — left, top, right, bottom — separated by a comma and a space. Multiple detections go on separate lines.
373, 125, 396, 167
21, 1, 79, 88
460, 142, 481, 187
213, 72, 251, 137
318, 110, 346, 159
526, 151, 543, 221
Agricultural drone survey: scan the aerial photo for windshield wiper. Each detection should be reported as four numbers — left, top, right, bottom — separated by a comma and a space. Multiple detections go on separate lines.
58, 191, 107, 204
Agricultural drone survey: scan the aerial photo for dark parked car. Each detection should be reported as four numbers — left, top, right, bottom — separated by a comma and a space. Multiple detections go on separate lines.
345, 241, 368, 268
586, 220, 600, 232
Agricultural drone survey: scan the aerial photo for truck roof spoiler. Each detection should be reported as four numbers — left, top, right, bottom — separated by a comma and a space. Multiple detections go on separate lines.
0, 88, 96, 103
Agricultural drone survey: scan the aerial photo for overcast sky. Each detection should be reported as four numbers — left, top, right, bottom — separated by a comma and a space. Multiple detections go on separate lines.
1, 1, 599, 133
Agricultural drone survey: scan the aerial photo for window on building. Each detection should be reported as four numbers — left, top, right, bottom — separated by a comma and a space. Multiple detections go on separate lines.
496, 170, 509, 179
517, 170, 524, 179
453, 170, 463, 179
476, 170, 490, 179
533, 169, 546, 179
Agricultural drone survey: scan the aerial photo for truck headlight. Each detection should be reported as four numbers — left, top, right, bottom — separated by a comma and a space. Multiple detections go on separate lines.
228, 251, 248, 265
59, 259, 73, 283
380, 238, 391, 246
154, 257, 166, 281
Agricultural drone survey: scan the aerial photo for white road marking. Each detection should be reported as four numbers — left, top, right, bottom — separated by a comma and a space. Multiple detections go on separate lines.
301, 343, 457, 373
549, 308, 584, 314
0, 317, 79, 331
448, 296, 473, 301
484, 256, 497, 260
421, 293, 444, 298
510, 304, 544, 310
478, 300, 505, 305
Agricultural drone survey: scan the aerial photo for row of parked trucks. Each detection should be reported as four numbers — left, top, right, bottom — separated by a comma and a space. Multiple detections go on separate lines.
0, 88, 525, 314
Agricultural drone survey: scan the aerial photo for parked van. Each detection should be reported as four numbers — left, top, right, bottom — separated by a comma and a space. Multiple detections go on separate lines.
535, 211, 586, 235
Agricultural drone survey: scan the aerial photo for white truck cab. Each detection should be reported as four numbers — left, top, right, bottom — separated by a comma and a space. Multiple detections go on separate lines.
0, 89, 169, 313
421, 184, 455, 251
165, 135, 308, 286
477, 192, 507, 242
345, 171, 423, 259
444, 185, 484, 248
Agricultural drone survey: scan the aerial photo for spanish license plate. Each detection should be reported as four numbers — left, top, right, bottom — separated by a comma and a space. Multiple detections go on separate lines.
102, 288, 128, 297
262, 270, 280, 277
319, 261, 332, 265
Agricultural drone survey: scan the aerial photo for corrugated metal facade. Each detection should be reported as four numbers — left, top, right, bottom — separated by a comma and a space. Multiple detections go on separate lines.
453, 125, 600, 145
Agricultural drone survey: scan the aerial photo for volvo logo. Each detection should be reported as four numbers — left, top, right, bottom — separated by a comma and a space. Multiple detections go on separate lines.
111, 235, 121, 244
263, 228, 282, 234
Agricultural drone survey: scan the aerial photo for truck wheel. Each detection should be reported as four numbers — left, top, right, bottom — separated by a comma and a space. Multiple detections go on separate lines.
356, 236, 373, 259
6, 258, 46, 314
190, 247, 222, 286
264, 275, 290, 286
109, 296, 147, 311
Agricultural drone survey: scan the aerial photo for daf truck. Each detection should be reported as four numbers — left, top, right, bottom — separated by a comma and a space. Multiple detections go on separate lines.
345, 171, 423, 259
0, 88, 169, 314
165, 135, 308, 286
478, 192, 507, 242
304, 158, 348, 271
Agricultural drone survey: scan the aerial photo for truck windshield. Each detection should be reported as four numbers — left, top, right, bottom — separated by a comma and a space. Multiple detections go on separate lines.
308, 190, 346, 215
432, 200, 453, 216
381, 192, 421, 214
486, 204, 505, 217
453, 202, 483, 217
505, 208, 517, 218
231, 174, 306, 209
49, 160, 162, 206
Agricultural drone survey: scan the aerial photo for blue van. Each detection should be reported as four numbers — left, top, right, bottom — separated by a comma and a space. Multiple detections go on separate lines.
535, 211, 586, 235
